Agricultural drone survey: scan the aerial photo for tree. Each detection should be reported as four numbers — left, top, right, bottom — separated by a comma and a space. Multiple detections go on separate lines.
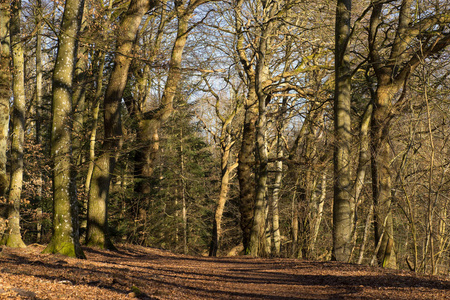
332, 0, 353, 262
130, 0, 210, 202
4, 0, 27, 247
198, 79, 241, 257
86, 0, 156, 249
368, 0, 450, 268
0, 0, 10, 223
43, 0, 86, 258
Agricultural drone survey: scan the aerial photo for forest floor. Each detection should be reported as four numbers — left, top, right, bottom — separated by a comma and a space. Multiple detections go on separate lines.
0, 244, 449, 299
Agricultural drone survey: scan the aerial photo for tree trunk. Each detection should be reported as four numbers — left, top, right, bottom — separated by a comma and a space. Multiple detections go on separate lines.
5, 0, 26, 247
85, 50, 105, 195
371, 86, 396, 268
310, 174, 326, 255
238, 95, 257, 252
72, 9, 88, 167
0, 0, 10, 200
272, 133, 283, 255
35, 0, 44, 243
86, 0, 155, 249
248, 72, 270, 256
332, 0, 353, 262
209, 141, 237, 256
43, 0, 85, 258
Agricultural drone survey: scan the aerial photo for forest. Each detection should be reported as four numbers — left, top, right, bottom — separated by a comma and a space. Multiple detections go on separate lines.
0, 0, 449, 277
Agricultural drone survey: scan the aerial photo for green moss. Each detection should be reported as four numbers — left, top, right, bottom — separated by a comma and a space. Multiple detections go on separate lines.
5, 234, 26, 248
130, 286, 142, 296
43, 240, 86, 259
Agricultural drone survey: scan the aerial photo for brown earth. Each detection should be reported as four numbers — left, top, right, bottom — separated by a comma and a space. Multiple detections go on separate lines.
0, 244, 449, 299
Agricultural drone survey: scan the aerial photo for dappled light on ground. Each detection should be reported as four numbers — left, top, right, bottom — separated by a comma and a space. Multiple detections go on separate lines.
0, 244, 449, 299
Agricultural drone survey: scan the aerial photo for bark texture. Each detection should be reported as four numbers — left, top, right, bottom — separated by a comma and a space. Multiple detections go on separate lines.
332, 0, 353, 262
86, 0, 155, 249
0, 0, 10, 200
5, 0, 26, 247
43, 0, 85, 258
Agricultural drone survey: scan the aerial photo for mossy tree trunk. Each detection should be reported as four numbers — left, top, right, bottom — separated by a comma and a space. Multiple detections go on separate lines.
0, 0, 10, 203
5, 0, 26, 248
43, 0, 85, 258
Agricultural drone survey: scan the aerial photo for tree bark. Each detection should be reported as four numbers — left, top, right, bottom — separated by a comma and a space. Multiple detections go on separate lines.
272, 131, 283, 255
370, 86, 396, 268
43, 0, 85, 258
367, 0, 450, 268
332, 0, 353, 262
210, 139, 238, 256
35, 0, 44, 243
86, 0, 155, 249
248, 25, 272, 256
0, 0, 10, 201
238, 96, 257, 252
4, 0, 26, 248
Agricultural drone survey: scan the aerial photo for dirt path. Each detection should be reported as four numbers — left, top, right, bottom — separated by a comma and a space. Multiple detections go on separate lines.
0, 244, 449, 299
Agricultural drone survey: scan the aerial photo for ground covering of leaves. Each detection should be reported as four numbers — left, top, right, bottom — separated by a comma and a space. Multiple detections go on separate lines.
0, 244, 449, 299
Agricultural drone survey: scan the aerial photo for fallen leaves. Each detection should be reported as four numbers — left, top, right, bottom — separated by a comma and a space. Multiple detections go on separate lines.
0, 244, 449, 299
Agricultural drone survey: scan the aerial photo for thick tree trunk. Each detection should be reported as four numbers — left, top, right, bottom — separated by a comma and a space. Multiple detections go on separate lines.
371, 86, 396, 268
72, 49, 88, 166
5, 0, 26, 248
249, 74, 270, 256
43, 0, 85, 258
332, 0, 353, 262
86, 0, 155, 249
238, 96, 257, 252
249, 104, 268, 257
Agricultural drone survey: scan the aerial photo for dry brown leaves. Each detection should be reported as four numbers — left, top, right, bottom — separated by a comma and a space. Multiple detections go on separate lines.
0, 244, 449, 299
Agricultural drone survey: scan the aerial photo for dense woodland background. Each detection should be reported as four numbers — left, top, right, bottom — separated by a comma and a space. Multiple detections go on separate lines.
0, 0, 449, 276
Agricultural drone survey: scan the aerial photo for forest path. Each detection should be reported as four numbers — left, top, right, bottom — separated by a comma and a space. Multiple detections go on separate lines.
0, 244, 449, 299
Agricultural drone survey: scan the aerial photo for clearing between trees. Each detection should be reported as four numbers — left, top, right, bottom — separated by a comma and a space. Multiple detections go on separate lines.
0, 244, 449, 299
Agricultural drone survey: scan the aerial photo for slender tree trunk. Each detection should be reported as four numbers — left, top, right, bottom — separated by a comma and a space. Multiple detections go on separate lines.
272, 133, 283, 255
238, 94, 257, 252
290, 176, 301, 257
43, 0, 85, 258
333, 0, 353, 262
180, 128, 187, 254
357, 204, 373, 264
0, 0, 10, 201
35, 0, 43, 243
310, 174, 326, 255
5, 0, 26, 247
210, 141, 237, 256
85, 51, 105, 195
